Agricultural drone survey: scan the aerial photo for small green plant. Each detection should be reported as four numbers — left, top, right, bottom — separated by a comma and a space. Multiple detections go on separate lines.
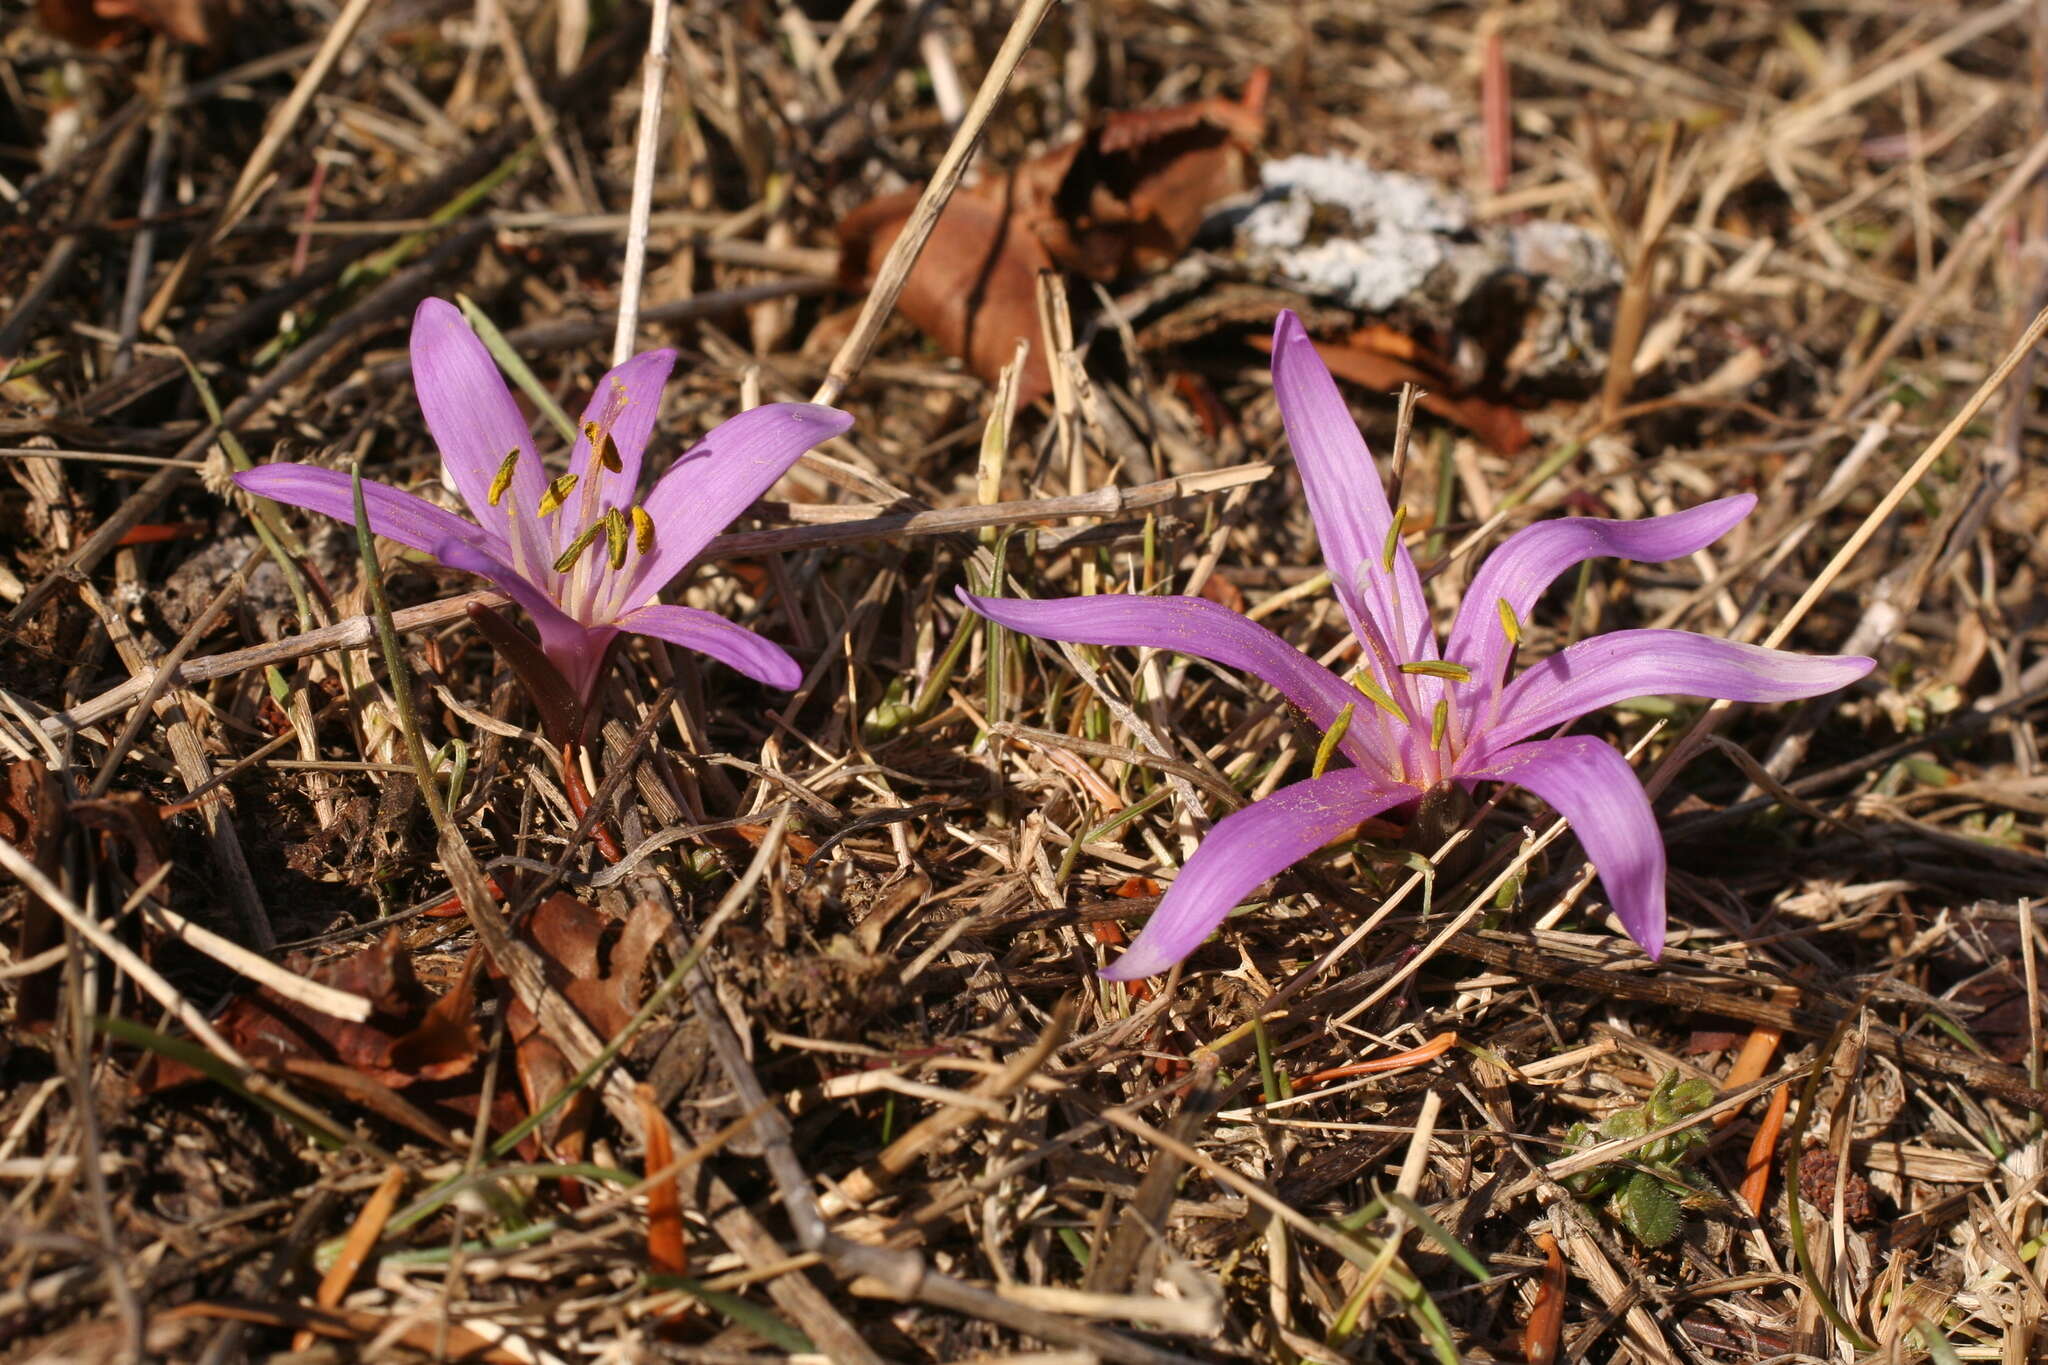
1561, 1071, 1717, 1247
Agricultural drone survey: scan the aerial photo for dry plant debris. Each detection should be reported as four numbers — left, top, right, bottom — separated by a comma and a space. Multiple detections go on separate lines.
3, 2, 2048, 1362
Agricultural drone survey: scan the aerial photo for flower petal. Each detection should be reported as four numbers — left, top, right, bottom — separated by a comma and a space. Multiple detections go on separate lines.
1475, 629, 1874, 754
411, 298, 551, 576
1101, 767, 1411, 980
612, 402, 854, 613
1270, 310, 1436, 674
565, 347, 678, 519
1457, 735, 1667, 957
1442, 495, 1756, 701
957, 588, 1398, 771
234, 465, 500, 557
434, 539, 616, 702
614, 604, 803, 690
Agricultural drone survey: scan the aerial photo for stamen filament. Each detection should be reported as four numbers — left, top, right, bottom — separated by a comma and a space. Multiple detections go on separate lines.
487, 448, 520, 507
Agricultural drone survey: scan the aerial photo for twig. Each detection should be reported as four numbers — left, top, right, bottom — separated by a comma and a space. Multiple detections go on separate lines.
810, 0, 1063, 406
45, 465, 1271, 737
1646, 298, 2048, 798
0, 837, 365, 1151
140, 0, 379, 331
613, 0, 675, 365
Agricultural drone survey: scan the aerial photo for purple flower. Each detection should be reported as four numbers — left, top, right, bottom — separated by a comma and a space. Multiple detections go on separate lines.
961, 311, 1873, 978
236, 298, 851, 703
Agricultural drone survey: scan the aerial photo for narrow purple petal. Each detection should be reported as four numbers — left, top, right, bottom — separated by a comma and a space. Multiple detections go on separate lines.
1442, 495, 1756, 702
234, 465, 500, 558
1270, 310, 1436, 673
434, 539, 616, 702
1101, 767, 1412, 980
957, 588, 1399, 772
613, 403, 855, 612
615, 604, 804, 690
1473, 629, 1874, 755
1457, 735, 1667, 958
564, 348, 678, 517
411, 298, 550, 575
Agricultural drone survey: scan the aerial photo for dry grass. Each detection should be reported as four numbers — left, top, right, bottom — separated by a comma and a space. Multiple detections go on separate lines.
3, 1, 2046, 1361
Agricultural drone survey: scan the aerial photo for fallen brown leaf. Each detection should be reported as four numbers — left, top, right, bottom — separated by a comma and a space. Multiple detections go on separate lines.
136, 930, 483, 1092
499, 895, 668, 1159
1251, 333, 1531, 456
836, 74, 1270, 401
35, 0, 223, 47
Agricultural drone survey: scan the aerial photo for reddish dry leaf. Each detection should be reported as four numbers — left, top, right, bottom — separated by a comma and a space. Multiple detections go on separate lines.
1169, 370, 1235, 439
838, 186, 1059, 404
1251, 333, 1531, 455
68, 792, 169, 890
500, 896, 669, 1158
1094, 877, 1163, 1000
36, 0, 220, 47
1714, 1019, 1784, 1128
1522, 1232, 1566, 1365
5, 760, 64, 1030
160, 1301, 526, 1364
1740, 1083, 1788, 1214
297, 1165, 407, 1351
837, 75, 1269, 401
1196, 574, 1247, 614
638, 1084, 688, 1279
135, 930, 484, 1093
730, 821, 820, 860
1291, 1031, 1458, 1089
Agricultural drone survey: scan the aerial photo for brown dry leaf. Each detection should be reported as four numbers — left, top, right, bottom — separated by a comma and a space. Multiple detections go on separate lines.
35, 0, 221, 47
500, 896, 668, 1157
4, 760, 64, 1031
68, 792, 170, 889
638, 1083, 688, 1279
836, 74, 1269, 402
135, 930, 484, 1092
838, 185, 1060, 404
1251, 332, 1530, 456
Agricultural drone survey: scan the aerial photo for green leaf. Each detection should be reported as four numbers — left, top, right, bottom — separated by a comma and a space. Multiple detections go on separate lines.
647, 1278, 814, 1353
1382, 1189, 1489, 1283
1615, 1171, 1681, 1247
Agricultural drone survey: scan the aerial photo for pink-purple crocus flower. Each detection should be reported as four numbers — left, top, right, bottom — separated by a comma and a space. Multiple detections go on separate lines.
962, 310, 1873, 979
236, 298, 852, 703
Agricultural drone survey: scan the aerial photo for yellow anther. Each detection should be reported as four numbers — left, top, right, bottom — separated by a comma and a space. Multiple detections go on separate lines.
1430, 699, 1449, 750
583, 419, 622, 473
551, 521, 602, 573
537, 472, 579, 517
1313, 702, 1355, 780
603, 507, 629, 570
1398, 660, 1472, 682
487, 448, 520, 507
1497, 597, 1521, 647
631, 505, 654, 555
1348, 669, 1407, 721
1380, 506, 1406, 572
